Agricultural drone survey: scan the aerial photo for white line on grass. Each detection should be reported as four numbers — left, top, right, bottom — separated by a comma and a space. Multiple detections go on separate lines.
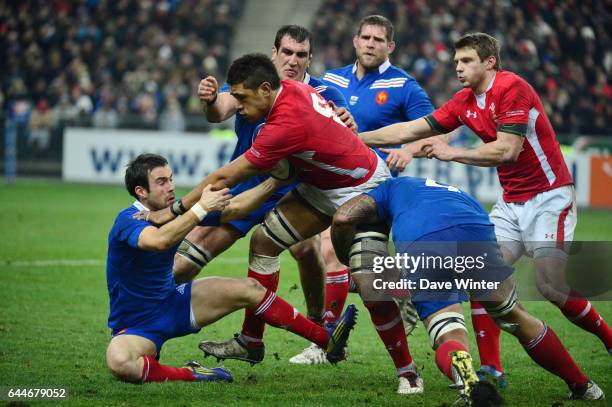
0, 257, 248, 267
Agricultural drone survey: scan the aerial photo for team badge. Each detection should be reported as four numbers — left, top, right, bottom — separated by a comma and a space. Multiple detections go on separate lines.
375, 91, 389, 105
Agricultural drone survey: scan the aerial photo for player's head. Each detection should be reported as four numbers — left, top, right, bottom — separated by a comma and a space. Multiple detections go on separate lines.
125, 154, 175, 210
272, 25, 313, 81
227, 53, 281, 122
353, 15, 395, 71
453, 33, 502, 90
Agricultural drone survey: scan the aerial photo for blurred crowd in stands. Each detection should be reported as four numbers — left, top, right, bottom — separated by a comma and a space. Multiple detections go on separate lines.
0, 0, 609, 157
311, 0, 610, 136
0, 0, 243, 156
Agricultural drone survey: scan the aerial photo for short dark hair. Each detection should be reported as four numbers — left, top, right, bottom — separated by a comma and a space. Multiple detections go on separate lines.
227, 53, 281, 90
454, 32, 502, 70
357, 15, 394, 42
274, 25, 314, 56
125, 153, 168, 199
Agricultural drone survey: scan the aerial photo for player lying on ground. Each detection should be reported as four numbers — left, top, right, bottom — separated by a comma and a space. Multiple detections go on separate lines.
331, 176, 604, 403
106, 154, 357, 384
359, 31, 612, 387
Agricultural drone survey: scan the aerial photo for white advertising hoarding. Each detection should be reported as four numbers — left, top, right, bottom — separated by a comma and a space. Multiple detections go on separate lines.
62, 128, 590, 206
63, 128, 236, 187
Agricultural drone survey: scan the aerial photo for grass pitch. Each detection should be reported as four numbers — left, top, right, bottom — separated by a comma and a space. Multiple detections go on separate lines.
0, 180, 610, 406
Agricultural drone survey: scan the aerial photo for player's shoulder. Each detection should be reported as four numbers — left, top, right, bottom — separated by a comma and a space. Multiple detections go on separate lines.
493, 70, 531, 92
279, 79, 308, 99
309, 76, 346, 104
372, 64, 421, 91
447, 87, 473, 106
116, 205, 138, 220
385, 64, 414, 81
110, 205, 139, 233
308, 75, 330, 94
321, 65, 353, 88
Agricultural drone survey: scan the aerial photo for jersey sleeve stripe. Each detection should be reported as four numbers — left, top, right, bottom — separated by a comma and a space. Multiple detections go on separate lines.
424, 114, 451, 134
323, 77, 349, 88
497, 123, 527, 136
525, 108, 556, 185
323, 73, 350, 87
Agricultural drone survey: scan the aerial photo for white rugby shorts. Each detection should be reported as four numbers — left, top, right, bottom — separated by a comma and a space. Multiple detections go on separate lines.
296, 155, 391, 216
490, 185, 576, 259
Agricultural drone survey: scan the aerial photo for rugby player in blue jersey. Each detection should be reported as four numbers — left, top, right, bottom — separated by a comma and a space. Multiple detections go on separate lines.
331, 176, 604, 403
106, 154, 357, 384
171, 25, 357, 366
309, 14, 437, 391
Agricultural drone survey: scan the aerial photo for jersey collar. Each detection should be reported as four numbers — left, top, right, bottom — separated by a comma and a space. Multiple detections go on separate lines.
474, 72, 496, 109
302, 72, 311, 84
133, 200, 149, 211
267, 84, 284, 118
475, 72, 496, 96
352, 59, 391, 74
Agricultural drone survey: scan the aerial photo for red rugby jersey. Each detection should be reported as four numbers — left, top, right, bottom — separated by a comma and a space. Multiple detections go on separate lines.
426, 71, 572, 202
245, 80, 379, 190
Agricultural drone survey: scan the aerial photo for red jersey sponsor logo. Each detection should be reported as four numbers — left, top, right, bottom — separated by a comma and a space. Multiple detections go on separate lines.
375, 91, 389, 105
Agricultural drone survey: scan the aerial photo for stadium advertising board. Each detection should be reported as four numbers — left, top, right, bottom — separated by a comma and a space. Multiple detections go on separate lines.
63, 128, 595, 206
63, 128, 236, 187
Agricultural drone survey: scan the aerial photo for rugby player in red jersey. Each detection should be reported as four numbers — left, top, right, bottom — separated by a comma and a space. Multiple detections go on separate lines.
359, 32, 608, 400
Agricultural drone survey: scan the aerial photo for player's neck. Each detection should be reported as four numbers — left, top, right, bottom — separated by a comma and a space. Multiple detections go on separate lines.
355, 62, 375, 80
473, 70, 496, 95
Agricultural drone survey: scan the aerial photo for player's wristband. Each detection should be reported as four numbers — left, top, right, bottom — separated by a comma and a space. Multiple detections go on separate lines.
190, 203, 208, 221
206, 93, 218, 106
170, 199, 187, 216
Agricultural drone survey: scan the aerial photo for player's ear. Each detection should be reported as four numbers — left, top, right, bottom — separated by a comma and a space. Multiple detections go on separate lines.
388, 40, 396, 54
259, 81, 272, 97
271, 46, 278, 58
135, 185, 147, 201
486, 55, 496, 69
353, 35, 359, 49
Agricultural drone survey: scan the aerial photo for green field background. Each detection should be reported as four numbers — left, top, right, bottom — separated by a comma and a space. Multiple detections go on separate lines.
1, 181, 610, 406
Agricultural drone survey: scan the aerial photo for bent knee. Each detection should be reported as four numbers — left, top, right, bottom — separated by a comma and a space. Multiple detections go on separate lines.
106, 352, 141, 383
289, 238, 320, 261
244, 277, 265, 292
242, 277, 267, 306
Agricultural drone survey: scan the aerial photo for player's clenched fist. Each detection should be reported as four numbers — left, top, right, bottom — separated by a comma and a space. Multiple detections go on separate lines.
198, 76, 219, 104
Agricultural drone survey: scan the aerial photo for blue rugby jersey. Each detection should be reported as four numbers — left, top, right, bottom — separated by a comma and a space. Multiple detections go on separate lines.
106, 201, 177, 330
367, 177, 492, 243
322, 60, 434, 168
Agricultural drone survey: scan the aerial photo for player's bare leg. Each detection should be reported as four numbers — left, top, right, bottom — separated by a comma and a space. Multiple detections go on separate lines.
106, 331, 231, 384
470, 243, 521, 387
199, 192, 358, 364
191, 275, 356, 365
534, 253, 612, 354
478, 278, 604, 401
422, 303, 501, 406
173, 225, 242, 283
290, 236, 325, 322
346, 228, 421, 395
290, 230, 347, 364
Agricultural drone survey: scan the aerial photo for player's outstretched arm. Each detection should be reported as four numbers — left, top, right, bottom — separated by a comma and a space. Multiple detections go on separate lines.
381, 135, 450, 172
425, 131, 523, 167
219, 177, 287, 223
140, 156, 261, 226
137, 185, 231, 252
198, 76, 239, 123
331, 194, 380, 266
359, 117, 435, 147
